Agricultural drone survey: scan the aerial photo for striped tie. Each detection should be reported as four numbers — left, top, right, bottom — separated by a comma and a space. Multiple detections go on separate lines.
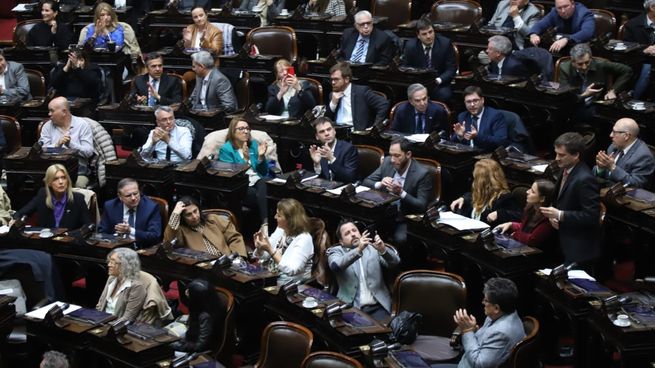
351, 39, 367, 63
148, 79, 158, 106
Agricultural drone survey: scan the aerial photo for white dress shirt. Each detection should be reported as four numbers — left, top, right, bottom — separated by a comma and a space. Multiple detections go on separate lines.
140, 125, 192, 162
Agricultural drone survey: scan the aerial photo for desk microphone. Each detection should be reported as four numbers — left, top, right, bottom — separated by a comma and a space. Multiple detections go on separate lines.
60, 303, 70, 312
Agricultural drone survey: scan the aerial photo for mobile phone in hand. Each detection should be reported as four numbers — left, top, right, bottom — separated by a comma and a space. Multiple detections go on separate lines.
286, 66, 295, 76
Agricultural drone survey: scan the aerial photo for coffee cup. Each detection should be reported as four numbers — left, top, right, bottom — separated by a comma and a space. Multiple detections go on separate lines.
280, 8, 289, 15
302, 297, 318, 308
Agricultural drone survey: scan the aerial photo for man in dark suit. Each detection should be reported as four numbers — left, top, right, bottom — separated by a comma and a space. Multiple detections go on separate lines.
338, 10, 394, 65
623, 1, 655, 99
451, 86, 508, 151
363, 138, 435, 245
528, 0, 595, 53
130, 52, 182, 106
325, 62, 389, 131
0, 49, 31, 101
309, 117, 358, 183
593, 118, 655, 188
189, 51, 237, 112
402, 17, 457, 102
541, 132, 600, 266
486, 35, 532, 78
98, 178, 163, 248
390, 83, 448, 134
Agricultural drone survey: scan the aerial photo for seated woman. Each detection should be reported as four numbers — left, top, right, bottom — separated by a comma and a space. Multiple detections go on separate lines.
26, 0, 73, 50
496, 179, 556, 247
449, 158, 520, 227
96, 248, 146, 323
170, 279, 224, 352
306, 0, 346, 17
253, 198, 314, 285
219, 119, 268, 227
14, 164, 90, 229
164, 196, 247, 257
50, 47, 101, 103
79, 2, 124, 49
265, 59, 317, 119
239, 0, 284, 26
182, 7, 223, 55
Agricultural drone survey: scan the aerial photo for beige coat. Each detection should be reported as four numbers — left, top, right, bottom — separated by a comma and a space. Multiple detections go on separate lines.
164, 214, 247, 256
96, 275, 146, 323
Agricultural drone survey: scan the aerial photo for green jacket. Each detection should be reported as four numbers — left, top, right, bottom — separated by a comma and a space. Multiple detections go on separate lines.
558, 58, 633, 102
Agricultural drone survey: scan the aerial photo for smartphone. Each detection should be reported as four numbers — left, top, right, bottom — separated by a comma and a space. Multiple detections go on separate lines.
286, 66, 295, 76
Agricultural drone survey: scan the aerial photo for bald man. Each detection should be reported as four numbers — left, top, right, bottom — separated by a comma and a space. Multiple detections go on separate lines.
39, 97, 94, 187
593, 118, 655, 188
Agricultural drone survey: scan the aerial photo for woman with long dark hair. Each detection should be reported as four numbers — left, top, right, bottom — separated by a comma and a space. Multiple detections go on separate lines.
27, 0, 73, 50
170, 279, 224, 352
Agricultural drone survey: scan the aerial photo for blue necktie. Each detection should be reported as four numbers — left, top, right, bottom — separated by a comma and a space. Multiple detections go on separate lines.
351, 39, 367, 63
502, 15, 515, 28
424, 46, 431, 68
128, 209, 135, 229
416, 112, 425, 133
148, 79, 158, 106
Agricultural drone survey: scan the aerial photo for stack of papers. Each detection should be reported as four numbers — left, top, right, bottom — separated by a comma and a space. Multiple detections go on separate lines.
531, 164, 549, 173
404, 134, 430, 143
436, 211, 490, 231
25, 301, 81, 320
539, 269, 596, 281
326, 185, 370, 195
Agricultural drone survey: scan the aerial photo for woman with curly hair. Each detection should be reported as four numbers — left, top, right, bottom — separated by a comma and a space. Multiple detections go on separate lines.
96, 247, 146, 323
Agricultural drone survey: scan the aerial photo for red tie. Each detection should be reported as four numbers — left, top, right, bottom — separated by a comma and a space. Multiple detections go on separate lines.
559, 170, 569, 196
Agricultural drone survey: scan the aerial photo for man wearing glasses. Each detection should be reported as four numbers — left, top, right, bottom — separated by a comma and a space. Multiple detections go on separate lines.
338, 10, 394, 65
139, 106, 192, 162
450, 86, 508, 151
99, 178, 163, 248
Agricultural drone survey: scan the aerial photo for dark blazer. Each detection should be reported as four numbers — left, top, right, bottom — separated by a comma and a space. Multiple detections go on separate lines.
311, 139, 358, 183
363, 157, 435, 215
338, 27, 394, 65
529, 2, 595, 43
623, 13, 654, 45
558, 58, 633, 101
325, 84, 389, 131
402, 35, 457, 86
27, 21, 74, 51
390, 101, 449, 134
98, 196, 163, 248
130, 73, 183, 105
451, 106, 509, 151
15, 188, 91, 229
555, 162, 600, 264
265, 82, 317, 119
459, 191, 521, 227
592, 138, 655, 189
488, 54, 532, 78
50, 62, 102, 102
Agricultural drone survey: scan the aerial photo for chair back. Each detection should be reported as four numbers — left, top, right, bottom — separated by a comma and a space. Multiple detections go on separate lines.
182, 71, 197, 96
203, 208, 240, 232
167, 73, 188, 100
343, 0, 356, 13
499, 109, 534, 154
72, 187, 100, 225
392, 270, 466, 336
12, 19, 41, 46
431, 0, 482, 26
301, 351, 364, 368
309, 217, 331, 289
506, 316, 540, 368
255, 321, 313, 368
617, 23, 625, 40
25, 69, 46, 98
247, 26, 298, 64
298, 77, 323, 106
149, 196, 169, 234
213, 286, 236, 362
414, 157, 442, 203
591, 9, 616, 39
235, 71, 251, 112
0, 115, 21, 154
371, 0, 412, 29
355, 144, 384, 181
175, 116, 206, 159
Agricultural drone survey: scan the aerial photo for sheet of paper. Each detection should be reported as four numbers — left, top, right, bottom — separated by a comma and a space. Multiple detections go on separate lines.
326, 185, 371, 195
405, 134, 430, 143
531, 164, 548, 173
12, 4, 35, 11
260, 114, 285, 121
436, 211, 490, 231
539, 268, 596, 281
269, 178, 286, 184
25, 301, 81, 320
300, 175, 319, 183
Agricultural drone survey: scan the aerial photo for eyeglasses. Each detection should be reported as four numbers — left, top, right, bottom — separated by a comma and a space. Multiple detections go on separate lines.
108, 259, 120, 265
465, 98, 482, 105
236, 127, 251, 132
356, 21, 373, 27
611, 130, 628, 135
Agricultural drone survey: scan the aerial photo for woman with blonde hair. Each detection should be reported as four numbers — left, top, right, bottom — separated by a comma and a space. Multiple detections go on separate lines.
182, 6, 223, 55
450, 159, 520, 226
265, 58, 316, 119
14, 164, 90, 229
80, 2, 124, 49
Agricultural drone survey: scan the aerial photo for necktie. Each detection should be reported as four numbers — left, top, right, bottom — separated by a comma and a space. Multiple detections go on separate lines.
416, 112, 425, 133
166, 146, 172, 161
128, 208, 135, 229
424, 46, 432, 68
148, 79, 158, 106
470, 115, 479, 147
558, 170, 569, 196
351, 39, 367, 63
501, 15, 515, 29
614, 150, 624, 165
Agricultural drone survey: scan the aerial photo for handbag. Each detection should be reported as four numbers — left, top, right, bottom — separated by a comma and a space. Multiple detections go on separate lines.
389, 310, 422, 345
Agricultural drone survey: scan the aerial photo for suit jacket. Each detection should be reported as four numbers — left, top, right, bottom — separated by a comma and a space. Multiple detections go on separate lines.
488, 54, 532, 78
391, 101, 449, 134
458, 311, 525, 368
15, 188, 91, 229
96, 276, 147, 323
164, 213, 247, 256
623, 13, 654, 45
310, 139, 358, 183
451, 106, 509, 151
27, 21, 74, 51
363, 157, 435, 215
98, 196, 163, 248
338, 27, 394, 65
1, 61, 31, 101
184, 23, 223, 55
325, 84, 389, 131
130, 73, 183, 105
487, 0, 542, 49
265, 82, 317, 118
326, 243, 400, 312
402, 35, 457, 85
555, 162, 601, 264
529, 2, 595, 43
190, 68, 238, 112
558, 58, 633, 101
593, 138, 655, 189
459, 191, 521, 227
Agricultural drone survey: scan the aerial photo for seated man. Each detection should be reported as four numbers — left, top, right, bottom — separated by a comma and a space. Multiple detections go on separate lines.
401, 17, 456, 102
140, 106, 192, 162
486, 35, 532, 78
487, 0, 542, 49
529, 0, 594, 53
624, 0, 655, 100
338, 10, 394, 65
558, 43, 633, 123
0, 49, 31, 102
309, 117, 358, 183
327, 220, 400, 321
98, 178, 163, 248
325, 62, 389, 130
130, 52, 182, 106
189, 51, 237, 112
39, 97, 94, 187
451, 86, 508, 152
593, 118, 655, 188
391, 83, 449, 134
167, 0, 210, 11
363, 138, 434, 245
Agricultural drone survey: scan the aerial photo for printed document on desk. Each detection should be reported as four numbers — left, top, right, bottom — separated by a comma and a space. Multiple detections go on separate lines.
437, 211, 490, 231
25, 301, 81, 320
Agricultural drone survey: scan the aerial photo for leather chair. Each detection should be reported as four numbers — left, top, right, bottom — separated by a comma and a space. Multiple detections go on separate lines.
499, 109, 534, 154
0, 115, 21, 155
254, 321, 313, 368
72, 187, 100, 225
554, 57, 613, 87
301, 351, 364, 368
203, 208, 240, 232
167, 73, 188, 101
591, 9, 616, 39
600, 202, 606, 226
415, 157, 442, 203
355, 144, 384, 181
309, 217, 331, 289
388, 100, 452, 128
149, 196, 169, 233
371, 0, 412, 29
25, 69, 46, 99
506, 316, 540, 368
247, 26, 298, 64
182, 71, 197, 97
212, 286, 236, 362
391, 270, 466, 362
298, 77, 323, 106
430, 0, 482, 26
12, 19, 41, 46
343, 0, 356, 13
617, 23, 625, 40
235, 71, 251, 113
533, 3, 545, 17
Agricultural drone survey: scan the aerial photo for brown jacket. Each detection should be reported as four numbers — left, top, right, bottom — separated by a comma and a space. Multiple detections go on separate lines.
96, 275, 146, 323
184, 23, 223, 55
164, 214, 246, 256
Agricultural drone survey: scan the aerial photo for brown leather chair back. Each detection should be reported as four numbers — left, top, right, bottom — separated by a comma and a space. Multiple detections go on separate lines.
25, 68, 46, 98
591, 9, 616, 38
149, 196, 169, 234
415, 157, 442, 203
247, 26, 298, 64
343, 0, 356, 13
430, 0, 482, 26
371, 0, 412, 29
255, 321, 314, 368
617, 23, 625, 40
167, 73, 188, 100
182, 70, 197, 96
392, 270, 466, 337
0, 115, 21, 154
355, 144, 384, 181
213, 286, 236, 362
506, 316, 540, 368
12, 19, 41, 46
298, 77, 323, 105
301, 351, 364, 368
309, 217, 332, 289
203, 208, 240, 231
235, 71, 251, 112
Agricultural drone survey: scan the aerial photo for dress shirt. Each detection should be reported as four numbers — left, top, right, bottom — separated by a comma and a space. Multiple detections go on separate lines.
53, 193, 67, 228
140, 125, 192, 162
122, 204, 137, 238
356, 257, 376, 306
374, 160, 411, 199
331, 84, 353, 126
104, 279, 132, 315
39, 116, 95, 174
200, 75, 210, 108
0, 73, 5, 93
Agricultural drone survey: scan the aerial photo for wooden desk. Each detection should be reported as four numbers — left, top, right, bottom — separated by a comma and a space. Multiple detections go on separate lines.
474, 153, 553, 188
105, 157, 176, 200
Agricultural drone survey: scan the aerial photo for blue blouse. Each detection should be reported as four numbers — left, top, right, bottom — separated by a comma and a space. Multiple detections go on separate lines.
218, 140, 268, 178
84, 24, 125, 48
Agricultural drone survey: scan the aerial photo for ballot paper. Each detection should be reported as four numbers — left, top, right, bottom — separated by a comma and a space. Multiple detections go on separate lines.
436, 211, 490, 231
25, 301, 81, 320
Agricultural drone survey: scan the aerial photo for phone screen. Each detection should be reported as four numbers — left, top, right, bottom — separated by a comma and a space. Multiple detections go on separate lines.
286, 66, 295, 76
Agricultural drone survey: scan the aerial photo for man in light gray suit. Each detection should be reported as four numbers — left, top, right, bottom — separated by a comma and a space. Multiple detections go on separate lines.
327, 220, 400, 321
189, 51, 237, 112
487, 0, 541, 49
593, 118, 655, 188
0, 49, 31, 101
